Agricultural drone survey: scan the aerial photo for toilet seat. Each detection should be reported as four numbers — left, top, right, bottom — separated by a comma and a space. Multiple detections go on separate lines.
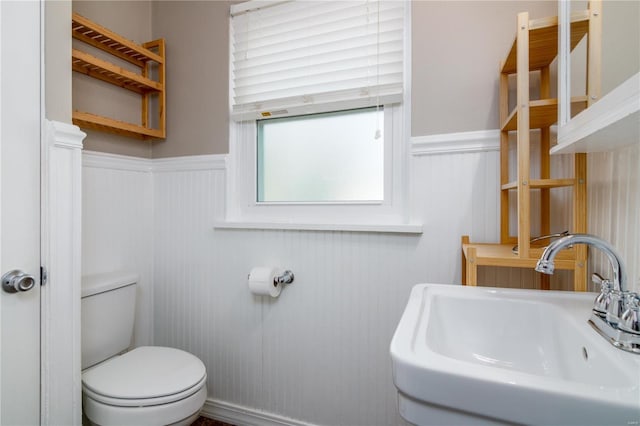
83, 346, 206, 405
82, 346, 207, 426
83, 374, 207, 407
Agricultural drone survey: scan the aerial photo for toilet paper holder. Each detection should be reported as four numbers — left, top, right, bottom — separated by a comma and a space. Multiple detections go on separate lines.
246, 269, 294, 286
275, 270, 294, 285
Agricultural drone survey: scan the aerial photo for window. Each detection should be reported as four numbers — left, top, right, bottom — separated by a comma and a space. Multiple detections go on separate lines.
257, 107, 384, 203
222, 0, 416, 231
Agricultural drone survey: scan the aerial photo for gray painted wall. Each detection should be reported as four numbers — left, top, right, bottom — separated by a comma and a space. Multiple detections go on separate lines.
70, 1, 561, 158
601, 0, 639, 94
151, 1, 231, 158
411, 1, 557, 136
67, 1, 640, 157
46, 1, 72, 124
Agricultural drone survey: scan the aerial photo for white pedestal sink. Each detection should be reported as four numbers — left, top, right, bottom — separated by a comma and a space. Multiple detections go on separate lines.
390, 284, 640, 426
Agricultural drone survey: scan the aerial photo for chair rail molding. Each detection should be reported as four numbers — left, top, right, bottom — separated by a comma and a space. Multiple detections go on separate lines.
41, 119, 85, 426
152, 154, 227, 173
411, 129, 501, 156
82, 151, 227, 173
82, 150, 153, 172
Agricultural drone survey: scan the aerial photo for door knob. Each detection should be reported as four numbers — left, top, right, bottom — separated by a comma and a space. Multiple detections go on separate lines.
2, 270, 36, 293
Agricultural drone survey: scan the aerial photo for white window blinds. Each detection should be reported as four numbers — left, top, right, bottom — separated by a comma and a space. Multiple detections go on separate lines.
230, 0, 405, 120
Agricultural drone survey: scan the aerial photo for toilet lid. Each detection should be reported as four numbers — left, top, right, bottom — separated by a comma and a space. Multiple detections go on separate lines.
82, 346, 206, 400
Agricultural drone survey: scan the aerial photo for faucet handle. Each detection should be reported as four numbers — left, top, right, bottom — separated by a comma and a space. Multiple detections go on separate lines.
592, 277, 612, 317
606, 289, 630, 326
591, 273, 607, 286
619, 293, 640, 335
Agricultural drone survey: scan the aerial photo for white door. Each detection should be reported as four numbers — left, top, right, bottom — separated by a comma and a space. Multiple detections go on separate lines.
0, 1, 42, 424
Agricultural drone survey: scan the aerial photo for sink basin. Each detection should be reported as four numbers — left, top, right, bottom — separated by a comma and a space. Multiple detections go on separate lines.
390, 284, 640, 426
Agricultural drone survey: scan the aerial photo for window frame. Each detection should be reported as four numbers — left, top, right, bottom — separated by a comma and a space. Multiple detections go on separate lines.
227, 103, 406, 225
220, 0, 417, 231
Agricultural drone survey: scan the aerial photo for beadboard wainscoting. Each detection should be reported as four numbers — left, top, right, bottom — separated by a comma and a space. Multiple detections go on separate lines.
81, 151, 154, 347
81, 132, 638, 426
588, 143, 640, 292
151, 148, 500, 426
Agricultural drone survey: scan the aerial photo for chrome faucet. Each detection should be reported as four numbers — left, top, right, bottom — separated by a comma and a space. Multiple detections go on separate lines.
535, 233, 627, 292
535, 234, 640, 354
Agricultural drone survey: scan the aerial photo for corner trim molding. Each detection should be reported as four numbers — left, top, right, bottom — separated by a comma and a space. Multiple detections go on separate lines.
41, 119, 85, 426
201, 398, 318, 426
411, 129, 500, 156
47, 120, 85, 149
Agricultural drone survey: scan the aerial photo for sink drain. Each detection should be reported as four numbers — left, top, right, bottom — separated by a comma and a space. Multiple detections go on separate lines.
582, 346, 589, 361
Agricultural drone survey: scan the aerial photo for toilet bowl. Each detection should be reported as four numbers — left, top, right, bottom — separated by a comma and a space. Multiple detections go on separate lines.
81, 273, 208, 426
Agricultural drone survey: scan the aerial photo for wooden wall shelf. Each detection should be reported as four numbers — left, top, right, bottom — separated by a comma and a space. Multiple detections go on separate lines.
73, 111, 164, 140
72, 13, 162, 67
72, 49, 162, 94
462, 239, 577, 269
500, 11, 590, 74
501, 97, 588, 131
501, 179, 575, 190
71, 13, 165, 140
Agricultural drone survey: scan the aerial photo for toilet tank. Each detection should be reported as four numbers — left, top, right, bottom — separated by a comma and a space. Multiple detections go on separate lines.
81, 272, 138, 369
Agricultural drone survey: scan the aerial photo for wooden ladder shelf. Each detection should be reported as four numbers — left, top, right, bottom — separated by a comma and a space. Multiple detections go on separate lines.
71, 13, 166, 140
462, 1, 602, 291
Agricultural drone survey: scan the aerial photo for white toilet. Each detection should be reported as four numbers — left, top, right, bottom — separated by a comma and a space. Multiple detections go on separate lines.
81, 272, 207, 426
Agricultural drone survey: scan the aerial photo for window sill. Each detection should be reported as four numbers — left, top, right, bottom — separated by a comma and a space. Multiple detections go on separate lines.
213, 220, 423, 234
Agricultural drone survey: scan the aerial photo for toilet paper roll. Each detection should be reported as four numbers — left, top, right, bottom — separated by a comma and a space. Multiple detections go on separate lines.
248, 267, 283, 297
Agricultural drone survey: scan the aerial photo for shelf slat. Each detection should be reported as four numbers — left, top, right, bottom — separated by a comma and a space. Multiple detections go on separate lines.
501, 11, 590, 74
462, 242, 577, 269
72, 49, 162, 94
73, 111, 163, 140
72, 13, 163, 67
501, 179, 575, 190
501, 97, 588, 131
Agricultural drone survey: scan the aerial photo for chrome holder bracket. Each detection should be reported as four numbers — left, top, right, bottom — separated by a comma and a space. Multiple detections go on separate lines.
275, 270, 294, 285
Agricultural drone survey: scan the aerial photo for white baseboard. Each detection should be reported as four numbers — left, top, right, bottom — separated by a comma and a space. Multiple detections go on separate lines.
200, 398, 318, 426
